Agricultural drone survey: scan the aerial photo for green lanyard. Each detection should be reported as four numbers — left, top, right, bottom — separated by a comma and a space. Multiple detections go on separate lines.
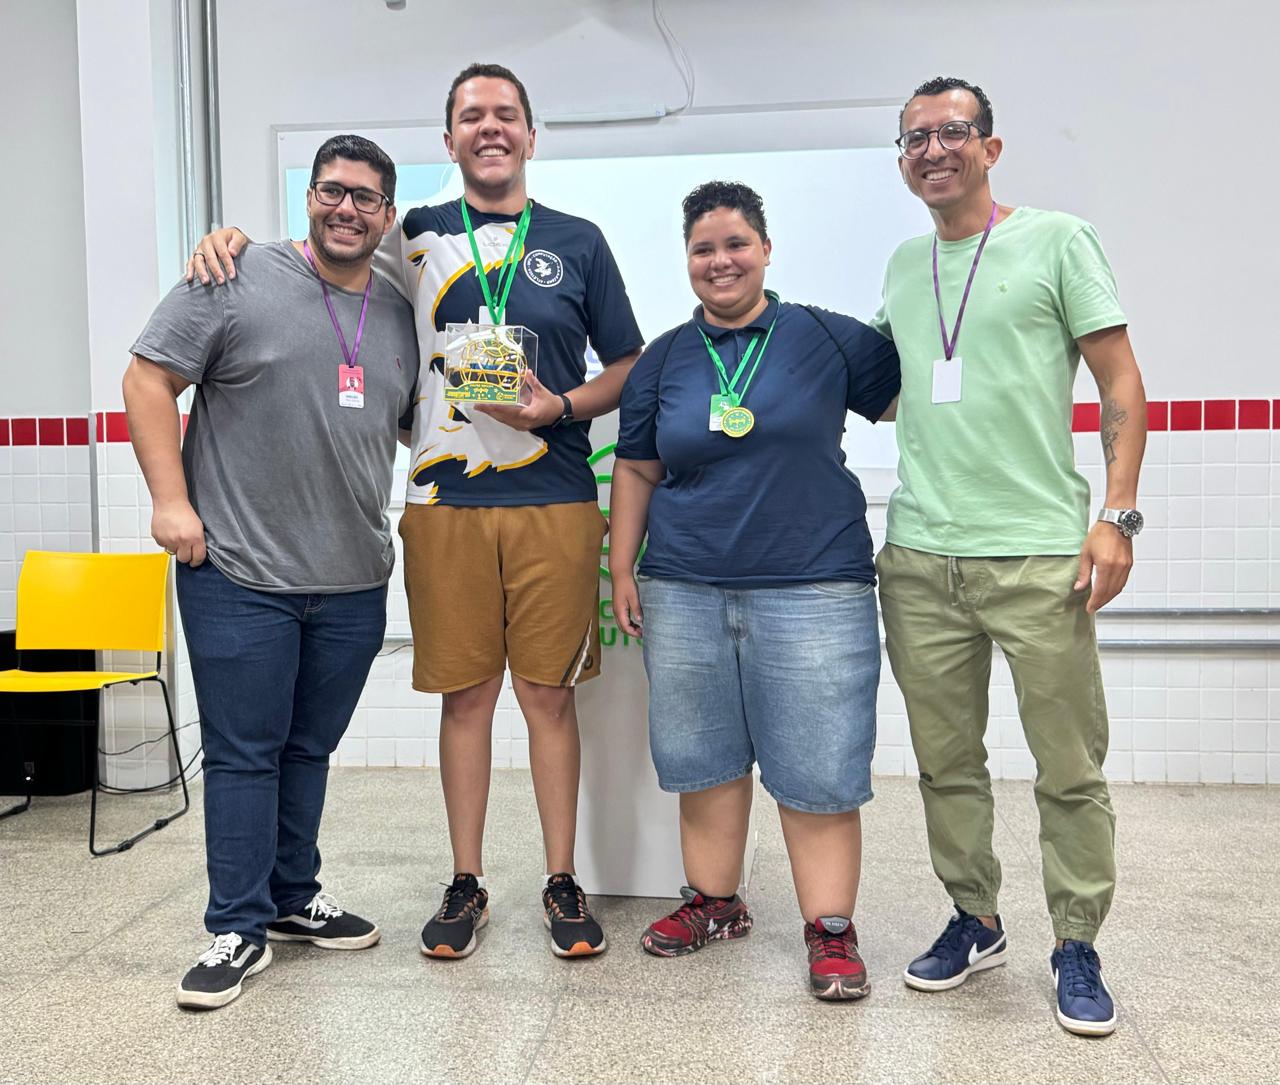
697, 292, 780, 407
460, 198, 533, 325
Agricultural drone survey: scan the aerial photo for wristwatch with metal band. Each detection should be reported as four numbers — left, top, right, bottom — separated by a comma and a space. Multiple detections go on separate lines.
1097, 507, 1144, 538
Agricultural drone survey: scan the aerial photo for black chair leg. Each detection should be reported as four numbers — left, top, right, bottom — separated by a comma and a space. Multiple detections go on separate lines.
89, 677, 192, 857
1, 792, 31, 819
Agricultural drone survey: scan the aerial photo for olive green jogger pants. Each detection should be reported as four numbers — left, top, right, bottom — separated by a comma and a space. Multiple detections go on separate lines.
877, 543, 1116, 943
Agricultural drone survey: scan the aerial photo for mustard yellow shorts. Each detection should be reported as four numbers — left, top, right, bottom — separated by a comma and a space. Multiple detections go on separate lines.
399, 501, 607, 693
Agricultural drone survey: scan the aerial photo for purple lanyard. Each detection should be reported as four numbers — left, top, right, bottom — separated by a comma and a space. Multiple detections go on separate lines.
932, 201, 997, 361
303, 241, 371, 368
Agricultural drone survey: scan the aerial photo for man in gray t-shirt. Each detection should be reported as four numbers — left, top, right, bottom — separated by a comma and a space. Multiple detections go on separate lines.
123, 135, 419, 1011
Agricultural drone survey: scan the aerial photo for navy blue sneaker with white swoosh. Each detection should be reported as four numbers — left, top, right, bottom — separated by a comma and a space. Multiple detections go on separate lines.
904, 909, 1008, 991
1051, 940, 1116, 1036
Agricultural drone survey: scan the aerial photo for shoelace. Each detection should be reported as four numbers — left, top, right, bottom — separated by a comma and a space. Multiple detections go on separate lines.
813, 926, 853, 960
929, 911, 979, 956
304, 892, 345, 921
196, 932, 243, 968
439, 877, 477, 920
545, 877, 585, 921
1058, 943, 1103, 997
668, 885, 711, 924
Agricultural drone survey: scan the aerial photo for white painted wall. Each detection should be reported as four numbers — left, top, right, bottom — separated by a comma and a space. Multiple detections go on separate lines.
0, 0, 90, 415
2, 1, 1277, 789
214, 0, 1273, 399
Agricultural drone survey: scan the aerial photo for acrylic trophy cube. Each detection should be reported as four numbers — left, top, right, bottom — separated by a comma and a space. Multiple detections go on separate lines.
442, 323, 539, 406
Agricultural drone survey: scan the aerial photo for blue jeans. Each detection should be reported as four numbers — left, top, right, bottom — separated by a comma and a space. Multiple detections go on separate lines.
176, 560, 386, 943
637, 576, 880, 814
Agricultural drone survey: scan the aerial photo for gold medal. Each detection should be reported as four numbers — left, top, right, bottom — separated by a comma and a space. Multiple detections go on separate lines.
720, 405, 755, 438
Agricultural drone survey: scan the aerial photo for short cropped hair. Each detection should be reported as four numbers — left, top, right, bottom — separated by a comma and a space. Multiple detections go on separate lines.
309, 134, 397, 203
681, 181, 768, 244
445, 63, 534, 133
900, 76, 994, 136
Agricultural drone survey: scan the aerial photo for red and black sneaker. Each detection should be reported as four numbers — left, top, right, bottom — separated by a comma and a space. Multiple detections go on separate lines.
805, 916, 870, 1001
641, 885, 752, 957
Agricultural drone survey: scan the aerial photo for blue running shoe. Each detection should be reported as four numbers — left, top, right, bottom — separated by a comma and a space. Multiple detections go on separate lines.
904, 909, 1007, 991
1051, 940, 1116, 1036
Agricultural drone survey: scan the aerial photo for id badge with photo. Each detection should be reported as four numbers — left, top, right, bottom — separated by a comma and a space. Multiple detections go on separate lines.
339, 364, 365, 409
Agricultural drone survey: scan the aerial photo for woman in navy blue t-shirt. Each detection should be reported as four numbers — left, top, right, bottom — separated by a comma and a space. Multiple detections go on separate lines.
610, 181, 900, 1001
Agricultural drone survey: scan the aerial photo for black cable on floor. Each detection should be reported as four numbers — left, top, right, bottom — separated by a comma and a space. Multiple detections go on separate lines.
98, 719, 199, 757
96, 746, 203, 795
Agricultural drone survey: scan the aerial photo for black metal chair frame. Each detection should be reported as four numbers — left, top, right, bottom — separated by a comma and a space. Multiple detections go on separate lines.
2, 649, 191, 856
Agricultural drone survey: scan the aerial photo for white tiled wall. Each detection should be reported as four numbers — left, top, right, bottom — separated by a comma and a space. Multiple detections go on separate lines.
3, 416, 1279, 792
94, 439, 200, 789
0, 427, 195, 791
0, 443, 94, 622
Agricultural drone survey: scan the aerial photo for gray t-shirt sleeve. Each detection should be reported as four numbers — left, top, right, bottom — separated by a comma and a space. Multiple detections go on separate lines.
131, 276, 228, 383
372, 216, 410, 301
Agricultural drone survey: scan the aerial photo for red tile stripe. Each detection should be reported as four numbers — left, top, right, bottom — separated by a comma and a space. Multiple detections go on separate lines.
1068, 400, 1280, 433
0, 404, 1276, 443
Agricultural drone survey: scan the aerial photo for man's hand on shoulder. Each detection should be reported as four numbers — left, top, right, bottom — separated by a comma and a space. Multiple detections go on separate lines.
1074, 521, 1133, 613
186, 227, 251, 286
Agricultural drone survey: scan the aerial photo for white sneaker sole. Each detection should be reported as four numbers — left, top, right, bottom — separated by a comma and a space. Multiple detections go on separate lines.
903, 942, 1008, 991
543, 911, 607, 958
176, 943, 273, 1010
420, 907, 488, 959
266, 926, 381, 950
1052, 966, 1117, 1036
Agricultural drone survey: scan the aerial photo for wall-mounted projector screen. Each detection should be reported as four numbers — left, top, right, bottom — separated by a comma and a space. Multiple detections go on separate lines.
277, 106, 930, 490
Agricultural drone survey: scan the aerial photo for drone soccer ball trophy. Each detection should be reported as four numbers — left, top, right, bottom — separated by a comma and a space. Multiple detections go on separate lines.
443, 322, 539, 406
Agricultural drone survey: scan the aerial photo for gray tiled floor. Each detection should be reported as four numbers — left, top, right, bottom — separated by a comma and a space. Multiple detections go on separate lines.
2, 770, 1277, 1085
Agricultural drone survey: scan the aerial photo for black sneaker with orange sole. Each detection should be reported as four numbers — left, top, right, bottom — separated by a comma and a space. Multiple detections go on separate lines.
420, 873, 488, 959
542, 872, 607, 958
805, 916, 870, 1001
641, 886, 753, 957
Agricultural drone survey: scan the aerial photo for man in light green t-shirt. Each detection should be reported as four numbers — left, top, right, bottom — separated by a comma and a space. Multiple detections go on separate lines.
870, 76, 1148, 1038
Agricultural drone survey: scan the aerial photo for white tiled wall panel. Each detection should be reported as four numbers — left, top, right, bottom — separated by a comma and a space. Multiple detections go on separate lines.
2, 411, 1279, 790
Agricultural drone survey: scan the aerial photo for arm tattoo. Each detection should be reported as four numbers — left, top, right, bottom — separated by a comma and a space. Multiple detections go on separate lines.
1101, 398, 1128, 467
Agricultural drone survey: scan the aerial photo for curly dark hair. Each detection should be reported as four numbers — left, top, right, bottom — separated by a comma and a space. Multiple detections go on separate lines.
681, 181, 768, 244
900, 76, 994, 136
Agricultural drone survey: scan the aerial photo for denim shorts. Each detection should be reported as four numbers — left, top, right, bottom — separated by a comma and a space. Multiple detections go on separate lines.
637, 576, 880, 814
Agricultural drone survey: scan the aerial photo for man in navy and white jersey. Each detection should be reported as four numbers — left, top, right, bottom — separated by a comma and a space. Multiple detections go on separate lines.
189, 63, 643, 963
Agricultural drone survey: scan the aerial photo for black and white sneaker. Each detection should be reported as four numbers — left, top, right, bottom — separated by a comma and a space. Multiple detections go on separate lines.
543, 872, 607, 958
176, 933, 272, 1010
420, 873, 489, 959
267, 891, 380, 950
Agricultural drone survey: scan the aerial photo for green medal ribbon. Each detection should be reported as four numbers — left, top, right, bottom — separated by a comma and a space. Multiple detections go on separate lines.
697, 291, 780, 407
460, 198, 533, 325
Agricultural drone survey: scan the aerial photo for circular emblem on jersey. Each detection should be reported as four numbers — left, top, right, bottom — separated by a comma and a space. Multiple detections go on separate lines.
523, 249, 564, 288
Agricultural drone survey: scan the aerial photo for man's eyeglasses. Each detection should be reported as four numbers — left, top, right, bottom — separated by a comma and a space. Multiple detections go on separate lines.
895, 120, 989, 160
310, 181, 390, 214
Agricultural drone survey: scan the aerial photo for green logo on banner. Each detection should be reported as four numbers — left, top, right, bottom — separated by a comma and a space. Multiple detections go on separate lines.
589, 442, 643, 650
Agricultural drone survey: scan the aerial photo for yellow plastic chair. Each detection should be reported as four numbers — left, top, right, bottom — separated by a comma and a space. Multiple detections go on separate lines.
0, 551, 190, 855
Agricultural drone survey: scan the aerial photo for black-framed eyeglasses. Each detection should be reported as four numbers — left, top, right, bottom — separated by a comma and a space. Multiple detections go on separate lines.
310, 181, 390, 214
895, 120, 989, 160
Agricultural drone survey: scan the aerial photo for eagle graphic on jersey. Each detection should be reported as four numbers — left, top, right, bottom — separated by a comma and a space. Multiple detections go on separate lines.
405, 223, 547, 503
409, 351, 547, 503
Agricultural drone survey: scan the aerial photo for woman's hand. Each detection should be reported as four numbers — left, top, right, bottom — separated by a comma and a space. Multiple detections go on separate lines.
611, 571, 644, 637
